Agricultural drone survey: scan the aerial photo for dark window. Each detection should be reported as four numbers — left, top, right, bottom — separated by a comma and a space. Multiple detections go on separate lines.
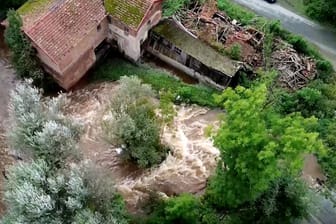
174, 47, 182, 55
124, 27, 129, 35
107, 16, 112, 24
97, 24, 101, 31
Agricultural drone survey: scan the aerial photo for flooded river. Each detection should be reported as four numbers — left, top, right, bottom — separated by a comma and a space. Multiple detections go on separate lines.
0, 16, 332, 218
64, 82, 221, 212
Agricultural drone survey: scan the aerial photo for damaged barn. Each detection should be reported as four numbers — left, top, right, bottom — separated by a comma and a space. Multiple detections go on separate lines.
147, 19, 243, 90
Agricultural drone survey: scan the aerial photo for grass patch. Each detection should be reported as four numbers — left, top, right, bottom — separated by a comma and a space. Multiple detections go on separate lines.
91, 58, 219, 107
17, 0, 52, 16
277, 0, 306, 16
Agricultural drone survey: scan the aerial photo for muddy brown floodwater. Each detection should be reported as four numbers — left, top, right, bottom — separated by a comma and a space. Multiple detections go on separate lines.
0, 26, 16, 215
64, 82, 221, 213
0, 21, 327, 217
64, 81, 327, 214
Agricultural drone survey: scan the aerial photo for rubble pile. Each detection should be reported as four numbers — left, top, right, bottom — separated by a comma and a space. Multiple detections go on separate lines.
176, 0, 264, 67
272, 45, 316, 90
175, 0, 318, 89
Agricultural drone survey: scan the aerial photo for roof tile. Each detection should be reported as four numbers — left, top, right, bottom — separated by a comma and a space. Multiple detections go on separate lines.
105, 0, 154, 30
25, 0, 106, 64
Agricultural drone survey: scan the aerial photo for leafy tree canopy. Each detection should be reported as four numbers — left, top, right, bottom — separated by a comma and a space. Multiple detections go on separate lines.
8, 80, 81, 168
2, 160, 129, 224
206, 84, 326, 208
5, 10, 45, 86
103, 76, 168, 168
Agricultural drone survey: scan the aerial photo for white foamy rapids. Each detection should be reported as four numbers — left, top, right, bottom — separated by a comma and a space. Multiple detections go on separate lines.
64, 83, 221, 212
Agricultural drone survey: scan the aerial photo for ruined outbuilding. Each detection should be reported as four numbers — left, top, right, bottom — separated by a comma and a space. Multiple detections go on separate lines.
148, 19, 241, 89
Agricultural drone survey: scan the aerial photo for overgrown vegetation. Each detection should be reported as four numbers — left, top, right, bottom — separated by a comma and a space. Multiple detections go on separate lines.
103, 76, 168, 168
8, 80, 81, 168
227, 43, 242, 60
305, 0, 336, 25
138, 83, 317, 224
163, 0, 192, 17
2, 160, 129, 223
2, 81, 129, 223
218, 0, 336, 189
92, 58, 219, 107
206, 84, 325, 208
4, 10, 46, 87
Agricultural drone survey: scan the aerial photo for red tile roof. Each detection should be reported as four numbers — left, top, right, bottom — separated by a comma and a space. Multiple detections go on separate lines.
105, 0, 159, 30
25, 0, 106, 65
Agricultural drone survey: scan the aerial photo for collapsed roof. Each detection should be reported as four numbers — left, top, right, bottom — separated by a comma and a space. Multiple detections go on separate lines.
153, 19, 240, 77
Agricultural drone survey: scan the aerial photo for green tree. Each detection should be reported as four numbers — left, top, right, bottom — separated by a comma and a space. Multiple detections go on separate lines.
306, 0, 336, 26
2, 160, 129, 223
8, 80, 81, 168
103, 76, 168, 168
223, 176, 313, 224
206, 84, 325, 208
5, 10, 44, 85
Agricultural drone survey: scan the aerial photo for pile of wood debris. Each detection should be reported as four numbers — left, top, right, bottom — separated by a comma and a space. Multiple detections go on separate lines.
176, 0, 264, 67
175, 0, 318, 90
272, 46, 316, 90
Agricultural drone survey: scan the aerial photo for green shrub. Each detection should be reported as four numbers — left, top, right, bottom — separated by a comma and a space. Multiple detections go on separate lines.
143, 194, 204, 224
287, 35, 311, 55
163, 0, 191, 17
103, 76, 168, 168
2, 160, 129, 223
8, 80, 81, 169
227, 43, 242, 60
221, 176, 313, 224
92, 58, 219, 107
217, 0, 256, 26
5, 10, 45, 86
159, 90, 176, 125
316, 59, 334, 82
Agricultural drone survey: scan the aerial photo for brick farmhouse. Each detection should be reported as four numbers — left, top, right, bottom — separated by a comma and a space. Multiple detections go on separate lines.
13, 0, 163, 89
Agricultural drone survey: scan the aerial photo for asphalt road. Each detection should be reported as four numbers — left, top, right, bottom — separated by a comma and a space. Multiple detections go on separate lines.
233, 0, 336, 67
231, 1, 336, 223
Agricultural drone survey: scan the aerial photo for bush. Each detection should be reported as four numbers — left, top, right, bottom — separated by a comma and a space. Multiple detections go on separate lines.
2, 160, 129, 223
8, 80, 81, 168
316, 59, 334, 82
227, 43, 242, 60
92, 58, 219, 107
5, 10, 45, 86
142, 194, 212, 224
222, 176, 313, 224
163, 0, 192, 17
103, 76, 168, 168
